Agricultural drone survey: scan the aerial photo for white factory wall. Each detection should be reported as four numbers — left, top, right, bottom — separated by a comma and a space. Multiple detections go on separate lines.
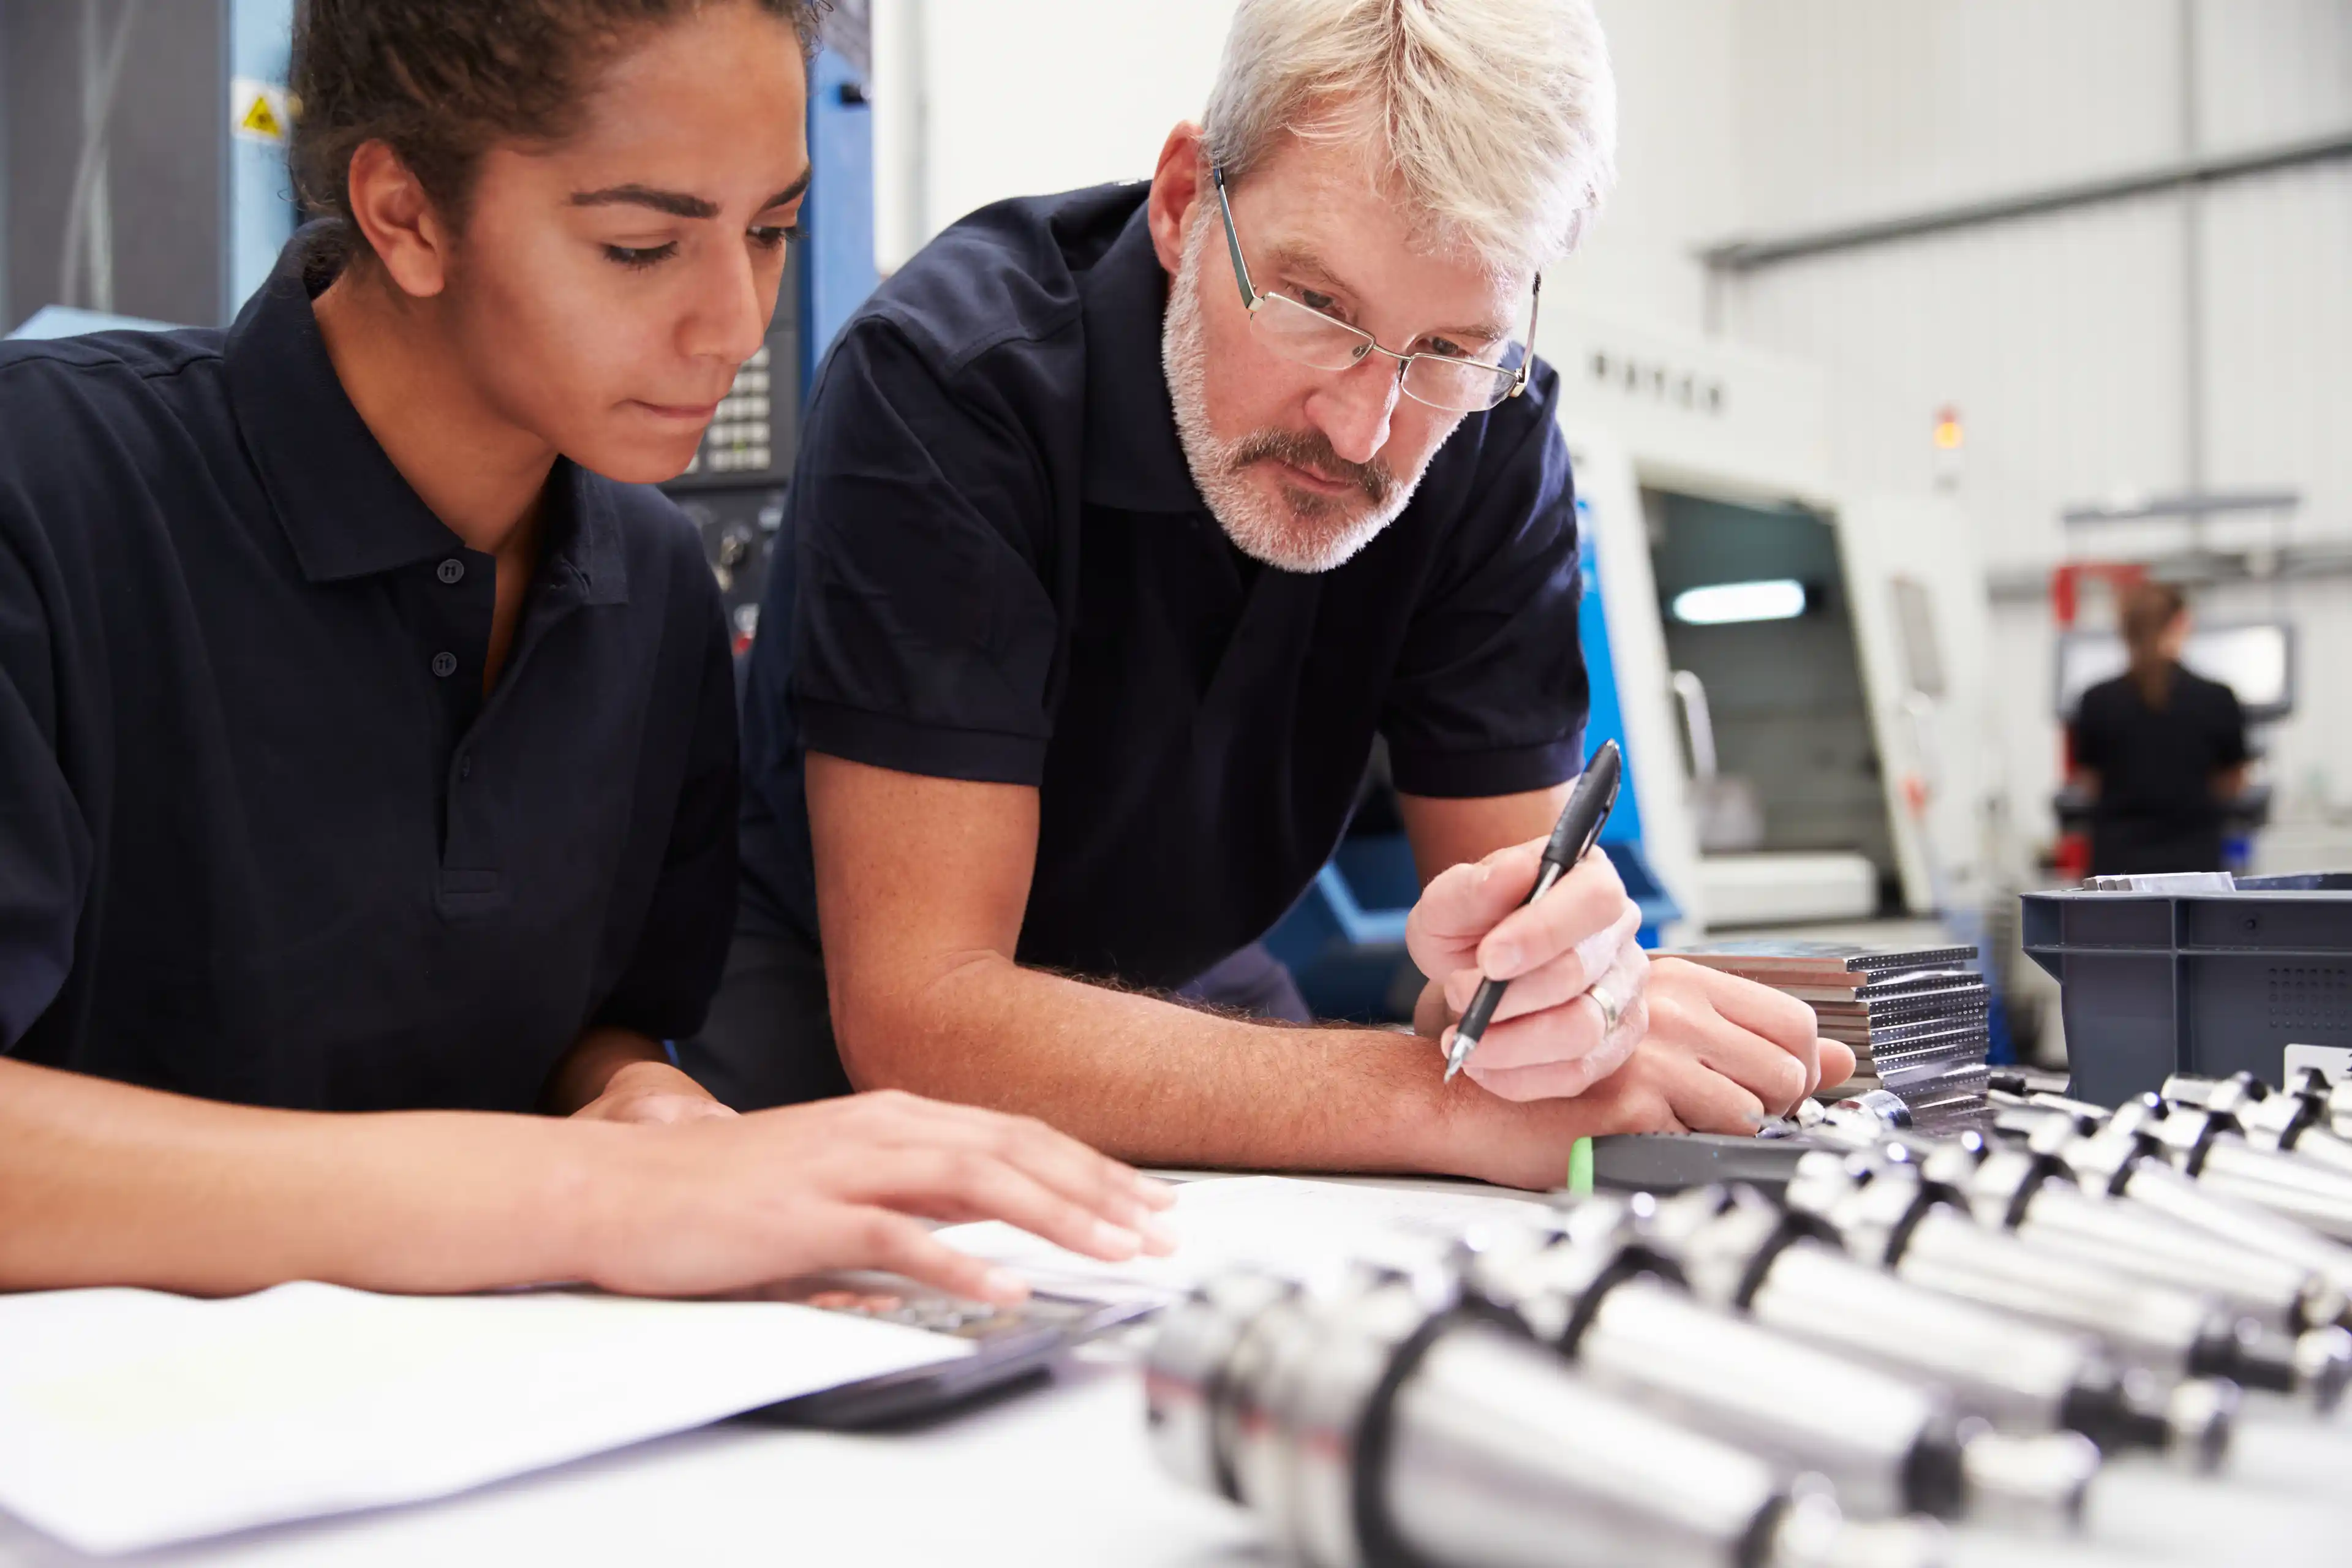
1715, 0, 2352, 854
865, 0, 1741, 334
867, 1, 2350, 862
869, 0, 1237, 271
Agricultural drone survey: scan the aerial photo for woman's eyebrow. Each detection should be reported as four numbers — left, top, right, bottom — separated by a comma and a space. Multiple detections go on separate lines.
569, 184, 720, 219
568, 166, 811, 219
761, 167, 815, 209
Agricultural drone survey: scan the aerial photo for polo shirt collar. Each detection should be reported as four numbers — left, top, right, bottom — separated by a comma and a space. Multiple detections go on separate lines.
225, 228, 627, 605
1079, 201, 1208, 514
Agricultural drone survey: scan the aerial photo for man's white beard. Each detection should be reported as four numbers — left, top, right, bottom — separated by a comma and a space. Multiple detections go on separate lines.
1161, 222, 1423, 575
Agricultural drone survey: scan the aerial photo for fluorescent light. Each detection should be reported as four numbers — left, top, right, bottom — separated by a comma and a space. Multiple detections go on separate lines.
1672, 579, 1809, 625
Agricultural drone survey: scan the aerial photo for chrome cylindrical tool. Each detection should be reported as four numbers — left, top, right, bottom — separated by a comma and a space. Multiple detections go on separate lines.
2023, 1090, 2120, 1124
2161, 1069, 2269, 1117
2058, 1118, 2352, 1305
1988, 1097, 2101, 1148
1461, 1203, 2098, 1527
1145, 1267, 1947, 1568
2161, 1071, 2352, 1177
1932, 1137, 2350, 1335
2241, 1091, 2352, 1175
1817, 1103, 2348, 1334
2113, 1097, 2352, 1244
1787, 1150, 2349, 1410
1639, 1183, 2232, 1470
2282, 1068, 2352, 1142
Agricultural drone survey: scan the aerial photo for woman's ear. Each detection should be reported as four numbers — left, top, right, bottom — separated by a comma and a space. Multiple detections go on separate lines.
344, 140, 455, 299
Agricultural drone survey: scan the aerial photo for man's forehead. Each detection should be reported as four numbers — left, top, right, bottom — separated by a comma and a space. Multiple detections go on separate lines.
1234, 132, 1529, 312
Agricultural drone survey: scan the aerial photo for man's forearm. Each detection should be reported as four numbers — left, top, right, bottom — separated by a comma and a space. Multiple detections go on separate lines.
834, 956, 1596, 1180
0, 1058, 616, 1295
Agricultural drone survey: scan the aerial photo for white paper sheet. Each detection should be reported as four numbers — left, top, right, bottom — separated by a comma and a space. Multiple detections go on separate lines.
0, 1283, 972, 1556
938, 1175, 1556, 1303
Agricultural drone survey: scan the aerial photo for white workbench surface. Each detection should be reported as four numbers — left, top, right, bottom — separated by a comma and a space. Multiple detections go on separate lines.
6, 1348, 2350, 1568
6, 1175, 2352, 1566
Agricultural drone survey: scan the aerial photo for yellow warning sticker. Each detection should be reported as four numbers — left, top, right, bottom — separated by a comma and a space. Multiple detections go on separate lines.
230, 77, 292, 145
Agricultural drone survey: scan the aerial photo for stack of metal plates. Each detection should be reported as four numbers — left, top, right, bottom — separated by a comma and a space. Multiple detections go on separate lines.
1665, 941, 1991, 1129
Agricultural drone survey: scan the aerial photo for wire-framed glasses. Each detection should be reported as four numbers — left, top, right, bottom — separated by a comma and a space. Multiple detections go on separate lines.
1210, 165, 1539, 415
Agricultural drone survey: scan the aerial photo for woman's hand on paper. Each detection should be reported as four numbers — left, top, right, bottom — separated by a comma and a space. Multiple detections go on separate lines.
585, 1090, 1176, 1305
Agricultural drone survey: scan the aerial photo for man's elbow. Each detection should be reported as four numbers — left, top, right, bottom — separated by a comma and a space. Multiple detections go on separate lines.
827, 949, 1009, 1095
829, 986, 924, 1093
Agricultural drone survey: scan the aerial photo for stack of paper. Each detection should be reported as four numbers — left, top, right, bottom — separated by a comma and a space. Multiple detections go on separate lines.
0, 1282, 971, 1555
938, 1175, 1557, 1304
1668, 941, 1992, 1131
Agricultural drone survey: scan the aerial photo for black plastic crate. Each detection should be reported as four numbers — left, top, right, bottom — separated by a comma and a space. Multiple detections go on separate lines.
2022, 874, 2352, 1106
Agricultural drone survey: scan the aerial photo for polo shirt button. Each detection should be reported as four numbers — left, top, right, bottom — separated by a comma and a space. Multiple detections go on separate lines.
436, 558, 466, 585
431, 651, 458, 679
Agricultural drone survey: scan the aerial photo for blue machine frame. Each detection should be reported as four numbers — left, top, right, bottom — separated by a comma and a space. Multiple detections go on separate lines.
228, 0, 297, 319
1262, 493, 1681, 1021
799, 48, 876, 392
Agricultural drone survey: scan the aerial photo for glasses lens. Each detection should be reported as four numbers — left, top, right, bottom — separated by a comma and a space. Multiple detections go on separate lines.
1401, 352, 1520, 412
1253, 292, 1378, 373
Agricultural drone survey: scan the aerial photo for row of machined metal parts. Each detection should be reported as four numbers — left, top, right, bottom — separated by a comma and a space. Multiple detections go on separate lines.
1144, 1067, 2352, 1568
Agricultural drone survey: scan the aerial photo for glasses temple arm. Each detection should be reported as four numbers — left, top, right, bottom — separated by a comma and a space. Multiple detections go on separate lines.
1510, 274, 1543, 396
1211, 166, 1261, 309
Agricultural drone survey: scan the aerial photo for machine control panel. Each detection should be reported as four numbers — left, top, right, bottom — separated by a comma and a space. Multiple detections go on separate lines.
673, 486, 786, 650
679, 345, 780, 479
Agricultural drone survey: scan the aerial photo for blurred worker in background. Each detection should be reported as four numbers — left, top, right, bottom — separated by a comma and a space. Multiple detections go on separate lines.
2071, 582, 2250, 876
0, 0, 1166, 1300
702, 0, 1853, 1187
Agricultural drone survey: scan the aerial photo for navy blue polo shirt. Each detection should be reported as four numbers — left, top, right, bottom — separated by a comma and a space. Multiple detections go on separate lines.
737, 182, 1586, 990
0, 239, 737, 1112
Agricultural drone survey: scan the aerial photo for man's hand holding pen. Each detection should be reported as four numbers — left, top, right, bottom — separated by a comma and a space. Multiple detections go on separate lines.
1406, 832, 1854, 1136
1408, 846, 1653, 1101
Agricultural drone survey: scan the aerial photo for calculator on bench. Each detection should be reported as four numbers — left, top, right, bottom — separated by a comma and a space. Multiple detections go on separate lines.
739, 1273, 1159, 1429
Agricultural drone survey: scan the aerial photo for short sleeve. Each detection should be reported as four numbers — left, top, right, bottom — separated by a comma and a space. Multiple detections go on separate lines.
785, 319, 1061, 785
1381, 383, 1588, 799
2209, 680, 2249, 769
0, 516, 92, 1050
589, 579, 739, 1043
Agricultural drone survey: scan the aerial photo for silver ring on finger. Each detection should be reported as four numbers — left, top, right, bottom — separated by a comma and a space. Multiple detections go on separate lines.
1586, 979, 1624, 1036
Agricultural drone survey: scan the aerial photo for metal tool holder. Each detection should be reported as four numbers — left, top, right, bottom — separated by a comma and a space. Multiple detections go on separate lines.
1638, 1183, 2233, 1468
1787, 1147, 2348, 1406
1945, 1135, 2349, 1334
1145, 1063, 2352, 1568
1146, 1265, 1950, 1568
1453, 1204, 2099, 1528
2174, 1066, 2352, 1149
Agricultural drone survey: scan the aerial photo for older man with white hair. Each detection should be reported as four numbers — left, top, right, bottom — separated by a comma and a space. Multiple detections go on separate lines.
697, 0, 1853, 1186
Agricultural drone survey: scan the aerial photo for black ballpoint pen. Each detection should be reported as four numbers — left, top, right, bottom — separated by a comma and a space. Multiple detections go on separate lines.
1442, 739, 1624, 1083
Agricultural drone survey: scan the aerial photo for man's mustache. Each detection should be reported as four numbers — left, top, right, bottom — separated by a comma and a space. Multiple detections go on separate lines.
1227, 428, 1394, 506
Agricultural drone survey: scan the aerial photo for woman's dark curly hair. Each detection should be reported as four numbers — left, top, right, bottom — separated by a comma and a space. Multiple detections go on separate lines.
290, 0, 824, 262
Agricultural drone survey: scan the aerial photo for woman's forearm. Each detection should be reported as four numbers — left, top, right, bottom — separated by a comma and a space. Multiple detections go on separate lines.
0, 1057, 620, 1296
